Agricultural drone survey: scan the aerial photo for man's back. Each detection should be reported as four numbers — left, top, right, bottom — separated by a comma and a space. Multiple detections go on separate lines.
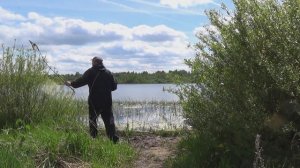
89, 66, 117, 107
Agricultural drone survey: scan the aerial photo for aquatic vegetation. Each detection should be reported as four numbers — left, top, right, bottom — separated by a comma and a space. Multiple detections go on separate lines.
76, 100, 186, 132
113, 100, 185, 131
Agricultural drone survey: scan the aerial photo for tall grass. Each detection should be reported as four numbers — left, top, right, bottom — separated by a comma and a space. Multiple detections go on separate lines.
113, 100, 185, 131
76, 100, 185, 132
0, 45, 136, 167
0, 45, 83, 128
0, 149, 22, 168
0, 123, 135, 168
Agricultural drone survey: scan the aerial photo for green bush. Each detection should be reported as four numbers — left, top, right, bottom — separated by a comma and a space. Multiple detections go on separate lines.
0, 46, 46, 127
0, 45, 84, 128
174, 0, 300, 167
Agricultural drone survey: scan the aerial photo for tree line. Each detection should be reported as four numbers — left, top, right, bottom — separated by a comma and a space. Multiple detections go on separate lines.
49, 70, 192, 84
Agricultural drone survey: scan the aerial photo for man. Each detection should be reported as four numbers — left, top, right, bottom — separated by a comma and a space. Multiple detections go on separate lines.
65, 56, 119, 143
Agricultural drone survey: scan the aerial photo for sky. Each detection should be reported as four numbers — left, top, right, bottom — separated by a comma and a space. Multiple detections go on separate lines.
0, 0, 234, 74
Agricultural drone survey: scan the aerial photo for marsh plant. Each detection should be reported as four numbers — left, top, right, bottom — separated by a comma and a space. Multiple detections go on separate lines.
113, 100, 185, 131
77, 100, 185, 132
0, 45, 135, 167
0, 45, 83, 128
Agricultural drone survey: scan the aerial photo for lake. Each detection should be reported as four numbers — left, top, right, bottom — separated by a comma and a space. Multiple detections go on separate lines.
73, 84, 179, 101
63, 84, 186, 131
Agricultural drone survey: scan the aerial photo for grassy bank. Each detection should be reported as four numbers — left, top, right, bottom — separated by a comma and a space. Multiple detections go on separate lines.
0, 45, 135, 167
0, 122, 135, 168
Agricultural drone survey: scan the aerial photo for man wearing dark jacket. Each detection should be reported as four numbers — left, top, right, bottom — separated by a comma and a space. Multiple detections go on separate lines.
65, 57, 119, 143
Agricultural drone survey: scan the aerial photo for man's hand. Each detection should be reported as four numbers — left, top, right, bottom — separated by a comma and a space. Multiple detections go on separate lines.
65, 81, 71, 87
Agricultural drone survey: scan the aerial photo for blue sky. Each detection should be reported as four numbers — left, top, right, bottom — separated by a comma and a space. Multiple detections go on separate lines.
0, 0, 233, 74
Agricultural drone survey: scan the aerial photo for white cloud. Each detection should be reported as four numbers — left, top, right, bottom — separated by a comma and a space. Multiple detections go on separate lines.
0, 7, 26, 22
160, 0, 213, 9
28, 12, 53, 26
132, 25, 186, 42
0, 7, 193, 73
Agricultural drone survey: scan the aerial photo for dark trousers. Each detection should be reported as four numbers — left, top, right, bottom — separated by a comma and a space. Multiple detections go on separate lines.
88, 100, 117, 141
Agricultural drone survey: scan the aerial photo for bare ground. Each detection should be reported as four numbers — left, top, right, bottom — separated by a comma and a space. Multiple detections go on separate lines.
128, 134, 180, 168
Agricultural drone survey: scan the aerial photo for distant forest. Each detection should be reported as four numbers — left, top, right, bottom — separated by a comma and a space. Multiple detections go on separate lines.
49, 70, 192, 84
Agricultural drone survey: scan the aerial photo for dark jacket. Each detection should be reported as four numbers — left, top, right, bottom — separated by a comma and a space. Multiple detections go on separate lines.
71, 65, 117, 108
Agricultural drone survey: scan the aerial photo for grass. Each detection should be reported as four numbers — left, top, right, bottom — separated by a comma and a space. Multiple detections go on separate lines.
0, 45, 136, 167
0, 149, 22, 168
0, 44, 188, 168
0, 122, 136, 168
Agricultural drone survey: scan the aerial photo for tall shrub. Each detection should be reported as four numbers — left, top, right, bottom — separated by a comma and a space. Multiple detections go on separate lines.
177, 0, 300, 167
0, 45, 82, 128
0, 46, 48, 127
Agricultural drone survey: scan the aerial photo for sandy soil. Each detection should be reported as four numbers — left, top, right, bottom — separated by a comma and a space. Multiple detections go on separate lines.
128, 134, 180, 168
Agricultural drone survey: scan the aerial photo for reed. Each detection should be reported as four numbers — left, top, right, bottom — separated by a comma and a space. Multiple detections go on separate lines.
112, 100, 185, 132
0, 45, 136, 167
0, 45, 86, 128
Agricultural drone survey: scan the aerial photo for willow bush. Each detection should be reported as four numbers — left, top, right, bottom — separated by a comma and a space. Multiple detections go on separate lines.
174, 0, 300, 167
0, 45, 82, 128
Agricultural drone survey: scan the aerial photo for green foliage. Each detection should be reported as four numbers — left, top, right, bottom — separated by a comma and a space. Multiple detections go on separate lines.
0, 46, 85, 128
173, 0, 300, 167
0, 46, 47, 127
49, 71, 82, 84
52, 70, 192, 84
0, 149, 22, 168
116, 70, 191, 83
0, 45, 135, 167
169, 134, 233, 168
0, 123, 135, 168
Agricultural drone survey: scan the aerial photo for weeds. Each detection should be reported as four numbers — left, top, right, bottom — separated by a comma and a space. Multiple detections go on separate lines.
0, 149, 22, 168
113, 100, 185, 131
0, 45, 84, 128
0, 45, 136, 167
0, 123, 135, 168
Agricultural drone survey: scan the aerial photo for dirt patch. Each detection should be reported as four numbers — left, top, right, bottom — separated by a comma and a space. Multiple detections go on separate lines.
128, 135, 180, 168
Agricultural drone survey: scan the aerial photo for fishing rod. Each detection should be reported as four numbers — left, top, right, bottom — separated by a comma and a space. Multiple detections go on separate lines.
29, 40, 75, 94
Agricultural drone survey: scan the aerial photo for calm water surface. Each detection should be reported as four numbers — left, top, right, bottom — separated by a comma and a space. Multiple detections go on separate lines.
63, 84, 185, 131
73, 84, 179, 101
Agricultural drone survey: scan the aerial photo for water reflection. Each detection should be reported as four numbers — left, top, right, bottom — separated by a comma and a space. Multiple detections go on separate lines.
66, 84, 186, 131
74, 84, 179, 101
113, 101, 185, 131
